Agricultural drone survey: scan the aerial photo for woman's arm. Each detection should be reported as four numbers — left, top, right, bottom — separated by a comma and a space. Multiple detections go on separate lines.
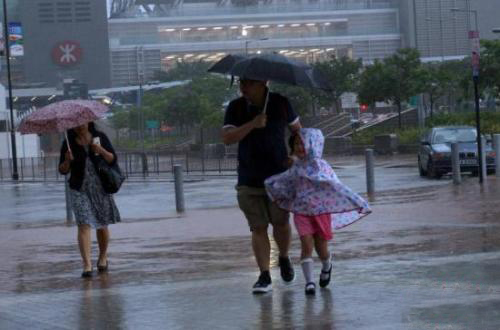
58, 142, 73, 174
91, 134, 117, 165
93, 145, 115, 164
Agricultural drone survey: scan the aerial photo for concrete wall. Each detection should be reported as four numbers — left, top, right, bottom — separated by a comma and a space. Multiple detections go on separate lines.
20, 0, 111, 89
399, 0, 470, 58
398, 0, 416, 48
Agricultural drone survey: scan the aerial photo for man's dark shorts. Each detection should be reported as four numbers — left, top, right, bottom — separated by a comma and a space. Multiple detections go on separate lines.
236, 185, 289, 231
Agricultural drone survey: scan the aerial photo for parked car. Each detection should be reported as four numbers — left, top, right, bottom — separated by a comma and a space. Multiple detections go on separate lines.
417, 126, 496, 178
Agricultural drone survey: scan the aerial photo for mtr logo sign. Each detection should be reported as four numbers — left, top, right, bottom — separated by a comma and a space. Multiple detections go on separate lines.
52, 41, 83, 67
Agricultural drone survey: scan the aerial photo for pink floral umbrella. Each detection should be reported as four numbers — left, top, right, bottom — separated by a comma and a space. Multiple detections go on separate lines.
18, 99, 109, 154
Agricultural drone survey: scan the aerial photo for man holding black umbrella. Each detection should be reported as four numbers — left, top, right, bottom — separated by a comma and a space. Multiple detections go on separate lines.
222, 78, 301, 294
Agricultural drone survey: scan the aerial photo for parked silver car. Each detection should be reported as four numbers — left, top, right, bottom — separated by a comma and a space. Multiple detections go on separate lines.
417, 126, 496, 178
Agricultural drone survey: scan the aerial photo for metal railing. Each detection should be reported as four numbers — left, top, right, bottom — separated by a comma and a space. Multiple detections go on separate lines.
0, 150, 239, 181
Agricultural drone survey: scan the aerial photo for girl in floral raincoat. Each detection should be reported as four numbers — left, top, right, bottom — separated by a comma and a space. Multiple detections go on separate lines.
264, 128, 371, 295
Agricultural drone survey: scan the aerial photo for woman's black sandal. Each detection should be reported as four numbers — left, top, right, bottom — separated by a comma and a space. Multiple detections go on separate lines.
81, 269, 93, 278
97, 261, 109, 273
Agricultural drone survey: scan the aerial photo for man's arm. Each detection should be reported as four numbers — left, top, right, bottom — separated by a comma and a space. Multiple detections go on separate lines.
222, 113, 266, 145
283, 96, 301, 133
289, 117, 301, 133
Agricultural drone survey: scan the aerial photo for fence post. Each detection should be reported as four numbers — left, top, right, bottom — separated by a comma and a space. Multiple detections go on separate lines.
65, 175, 73, 222
174, 164, 185, 213
56, 157, 60, 181
20, 158, 24, 180
481, 136, 487, 180
170, 152, 174, 173
185, 151, 189, 174
43, 156, 47, 181
128, 153, 131, 177
365, 149, 375, 196
494, 134, 500, 178
128, 153, 131, 175
151, 152, 155, 174
156, 152, 160, 175
0, 159, 3, 180
31, 157, 35, 181
123, 153, 127, 177
141, 152, 148, 178
451, 143, 461, 185
8, 156, 12, 178
218, 157, 222, 174
201, 145, 205, 174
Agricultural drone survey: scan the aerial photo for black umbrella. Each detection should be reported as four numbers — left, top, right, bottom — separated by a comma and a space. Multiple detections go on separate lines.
207, 54, 248, 74
228, 53, 331, 91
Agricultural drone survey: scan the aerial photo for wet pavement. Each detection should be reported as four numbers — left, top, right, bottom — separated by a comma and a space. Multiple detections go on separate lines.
1, 170, 500, 328
0, 156, 450, 227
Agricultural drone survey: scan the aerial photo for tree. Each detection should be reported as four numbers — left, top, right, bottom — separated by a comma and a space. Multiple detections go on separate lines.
270, 83, 316, 116
313, 55, 362, 113
189, 74, 237, 127
357, 60, 388, 108
438, 60, 469, 110
109, 106, 130, 130
109, 105, 142, 131
358, 49, 423, 129
420, 62, 460, 118
154, 60, 212, 81
479, 40, 500, 98
141, 73, 233, 131
152, 60, 235, 128
383, 48, 424, 129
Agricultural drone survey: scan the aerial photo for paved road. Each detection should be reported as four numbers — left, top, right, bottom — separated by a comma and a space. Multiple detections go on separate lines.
0, 177, 499, 329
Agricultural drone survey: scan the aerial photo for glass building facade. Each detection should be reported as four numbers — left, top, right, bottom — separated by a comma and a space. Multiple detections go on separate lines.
108, 0, 401, 86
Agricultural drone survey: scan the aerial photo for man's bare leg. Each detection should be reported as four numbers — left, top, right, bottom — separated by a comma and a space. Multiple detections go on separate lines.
273, 222, 291, 258
251, 226, 273, 293
252, 226, 270, 272
273, 222, 295, 282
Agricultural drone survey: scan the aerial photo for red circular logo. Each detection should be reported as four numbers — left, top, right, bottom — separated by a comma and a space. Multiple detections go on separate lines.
52, 41, 83, 66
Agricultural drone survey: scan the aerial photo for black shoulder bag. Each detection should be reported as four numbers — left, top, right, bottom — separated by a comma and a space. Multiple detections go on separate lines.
96, 158, 125, 194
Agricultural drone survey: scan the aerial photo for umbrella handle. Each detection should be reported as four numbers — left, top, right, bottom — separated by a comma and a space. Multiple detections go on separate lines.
263, 89, 270, 115
64, 131, 73, 157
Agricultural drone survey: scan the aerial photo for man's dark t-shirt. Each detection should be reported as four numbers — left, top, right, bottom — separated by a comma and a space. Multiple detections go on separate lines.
223, 91, 298, 188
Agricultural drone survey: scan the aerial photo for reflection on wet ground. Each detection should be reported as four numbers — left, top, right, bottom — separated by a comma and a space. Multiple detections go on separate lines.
0, 162, 450, 227
1, 178, 500, 329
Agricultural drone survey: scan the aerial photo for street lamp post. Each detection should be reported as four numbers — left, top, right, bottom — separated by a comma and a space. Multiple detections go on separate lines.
451, 7, 483, 183
135, 82, 148, 178
2, 0, 19, 180
438, 0, 444, 61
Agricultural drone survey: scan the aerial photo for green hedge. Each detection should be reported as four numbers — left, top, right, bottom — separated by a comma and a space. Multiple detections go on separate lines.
352, 127, 424, 145
427, 112, 500, 135
352, 112, 500, 145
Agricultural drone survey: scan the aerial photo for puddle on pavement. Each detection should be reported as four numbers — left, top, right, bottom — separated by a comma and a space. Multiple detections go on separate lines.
4, 219, 500, 296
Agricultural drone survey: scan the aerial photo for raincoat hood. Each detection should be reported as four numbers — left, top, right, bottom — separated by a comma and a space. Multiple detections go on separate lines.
299, 128, 324, 161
